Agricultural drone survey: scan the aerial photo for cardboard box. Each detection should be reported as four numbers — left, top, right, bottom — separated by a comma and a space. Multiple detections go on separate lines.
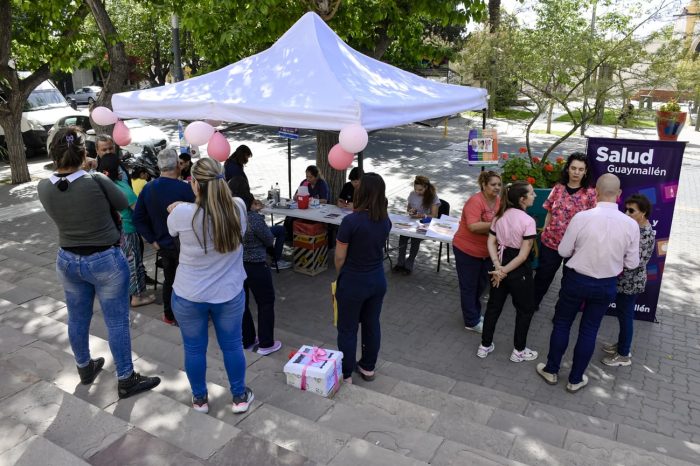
284, 345, 343, 397
293, 220, 327, 236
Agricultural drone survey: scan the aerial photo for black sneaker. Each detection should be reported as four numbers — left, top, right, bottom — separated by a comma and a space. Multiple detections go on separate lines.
144, 275, 158, 286
77, 357, 105, 385
232, 387, 254, 414
118, 372, 161, 399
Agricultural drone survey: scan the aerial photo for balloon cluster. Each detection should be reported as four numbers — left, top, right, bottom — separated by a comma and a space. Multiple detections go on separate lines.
91, 107, 133, 146
329, 124, 368, 170
184, 121, 230, 161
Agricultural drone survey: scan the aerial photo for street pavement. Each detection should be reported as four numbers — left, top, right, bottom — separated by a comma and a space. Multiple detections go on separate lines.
1, 114, 700, 449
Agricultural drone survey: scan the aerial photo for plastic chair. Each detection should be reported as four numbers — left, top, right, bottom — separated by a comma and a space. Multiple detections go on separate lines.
436, 199, 451, 272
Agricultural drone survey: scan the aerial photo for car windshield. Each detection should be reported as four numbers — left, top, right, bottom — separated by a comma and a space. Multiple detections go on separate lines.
123, 119, 147, 129
24, 89, 68, 111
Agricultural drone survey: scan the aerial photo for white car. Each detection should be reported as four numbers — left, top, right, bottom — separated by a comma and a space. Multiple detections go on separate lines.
65, 86, 102, 105
46, 116, 168, 157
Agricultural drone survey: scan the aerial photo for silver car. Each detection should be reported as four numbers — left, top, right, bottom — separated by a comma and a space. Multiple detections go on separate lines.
65, 86, 102, 105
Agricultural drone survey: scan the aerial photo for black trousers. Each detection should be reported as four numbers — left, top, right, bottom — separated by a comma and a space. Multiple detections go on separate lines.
482, 249, 536, 351
242, 261, 276, 349
533, 244, 564, 306
159, 248, 179, 321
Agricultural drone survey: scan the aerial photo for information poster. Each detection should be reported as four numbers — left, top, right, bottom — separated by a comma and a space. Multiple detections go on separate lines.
587, 137, 685, 322
467, 128, 499, 165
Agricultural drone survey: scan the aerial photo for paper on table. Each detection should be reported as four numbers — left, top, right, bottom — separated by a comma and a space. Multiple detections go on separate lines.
426, 216, 459, 240
439, 214, 460, 223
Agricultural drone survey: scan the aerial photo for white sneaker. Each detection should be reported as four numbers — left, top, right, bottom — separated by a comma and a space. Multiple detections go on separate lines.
566, 375, 589, 393
256, 340, 282, 356
510, 347, 538, 362
276, 259, 293, 270
477, 343, 495, 358
465, 316, 484, 334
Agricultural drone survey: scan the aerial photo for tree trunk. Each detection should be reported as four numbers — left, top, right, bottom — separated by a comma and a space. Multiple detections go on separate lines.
696, 104, 700, 132
86, 0, 129, 136
546, 100, 554, 134
0, 113, 30, 184
315, 131, 345, 204
488, 0, 501, 33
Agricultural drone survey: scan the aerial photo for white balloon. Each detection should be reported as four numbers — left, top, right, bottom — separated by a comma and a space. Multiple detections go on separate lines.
339, 124, 368, 154
184, 121, 215, 146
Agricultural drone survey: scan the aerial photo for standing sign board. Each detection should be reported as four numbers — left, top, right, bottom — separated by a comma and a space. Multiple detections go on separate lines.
279, 127, 299, 139
467, 128, 499, 165
587, 137, 685, 322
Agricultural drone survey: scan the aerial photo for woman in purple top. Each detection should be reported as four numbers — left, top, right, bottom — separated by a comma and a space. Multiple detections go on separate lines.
478, 181, 539, 363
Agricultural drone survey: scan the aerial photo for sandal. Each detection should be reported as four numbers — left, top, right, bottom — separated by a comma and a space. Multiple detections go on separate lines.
355, 366, 375, 381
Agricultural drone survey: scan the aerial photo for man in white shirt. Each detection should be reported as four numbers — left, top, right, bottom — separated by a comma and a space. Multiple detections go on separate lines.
536, 174, 640, 393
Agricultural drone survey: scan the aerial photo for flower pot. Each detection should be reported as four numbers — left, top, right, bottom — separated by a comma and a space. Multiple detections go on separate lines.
656, 111, 687, 141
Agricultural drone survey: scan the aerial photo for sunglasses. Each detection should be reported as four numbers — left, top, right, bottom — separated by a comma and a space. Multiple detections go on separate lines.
625, 207, 638, 214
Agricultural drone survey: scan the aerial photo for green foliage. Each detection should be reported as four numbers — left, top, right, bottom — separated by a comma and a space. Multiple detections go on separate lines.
659, 99, 681, 113
554, 107, 656, 128
493, 107, 532, 120
500, 149, 566, 188
9, 0, 90, 74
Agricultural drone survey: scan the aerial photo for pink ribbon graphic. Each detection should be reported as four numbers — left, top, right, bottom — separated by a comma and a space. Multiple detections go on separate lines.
297, 346, 339, 392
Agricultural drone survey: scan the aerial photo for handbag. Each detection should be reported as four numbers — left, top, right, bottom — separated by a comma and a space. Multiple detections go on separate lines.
91, 174, 123, 232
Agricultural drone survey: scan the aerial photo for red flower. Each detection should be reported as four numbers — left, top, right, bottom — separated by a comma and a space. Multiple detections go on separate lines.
532, 157, 541, 164
556, 156, 565, 164
526, 176, 536, 184
511, 175, 518, 181
544, 163, 554, 172
501, 153, 509, 160
519, 147, 527, 154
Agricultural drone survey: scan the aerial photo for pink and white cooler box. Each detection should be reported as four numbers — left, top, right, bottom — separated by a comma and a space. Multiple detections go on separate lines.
283, 345, 343, 397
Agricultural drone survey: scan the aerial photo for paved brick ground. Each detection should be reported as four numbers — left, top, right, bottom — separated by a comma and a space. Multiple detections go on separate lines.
1, 118, 699, 444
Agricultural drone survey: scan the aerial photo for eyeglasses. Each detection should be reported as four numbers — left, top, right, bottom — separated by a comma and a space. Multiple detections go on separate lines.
625, 208, 638, 214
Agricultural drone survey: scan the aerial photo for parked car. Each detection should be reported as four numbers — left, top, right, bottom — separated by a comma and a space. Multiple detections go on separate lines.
65, 86, 102, 105
0, 75, 85, 158
46, 116, 168, 158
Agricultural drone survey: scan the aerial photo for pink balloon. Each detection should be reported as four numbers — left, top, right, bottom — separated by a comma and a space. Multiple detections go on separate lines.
91, 106, 118, 126
185, 121, 215, 146
112, 120, 131, 146
207, 132, 231, 162
328, 144, 354, 171
339, 124, 368, 154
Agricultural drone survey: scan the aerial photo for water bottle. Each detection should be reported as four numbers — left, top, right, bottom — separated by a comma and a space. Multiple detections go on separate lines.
274, 182, 281, 203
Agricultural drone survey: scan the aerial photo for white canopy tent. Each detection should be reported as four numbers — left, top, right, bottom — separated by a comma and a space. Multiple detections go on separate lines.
112, 12, 487, 130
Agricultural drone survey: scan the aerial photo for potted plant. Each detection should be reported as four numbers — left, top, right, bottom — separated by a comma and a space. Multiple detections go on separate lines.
500, 147, 567, 228
656, 99, 687, 141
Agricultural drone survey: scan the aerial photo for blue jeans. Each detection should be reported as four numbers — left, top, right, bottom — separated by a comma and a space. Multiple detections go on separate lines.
56, 247, 134, 380
453, 246, 491, 327
336, 267, 386, 378
544, 269, 617, 384
172, 290, 246, 398
615, 292, 638, 356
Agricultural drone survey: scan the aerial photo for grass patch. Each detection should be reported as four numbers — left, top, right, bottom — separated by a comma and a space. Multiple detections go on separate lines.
494, 108, 533, 120
531, 129, 571, 137
554, 108, 656, 129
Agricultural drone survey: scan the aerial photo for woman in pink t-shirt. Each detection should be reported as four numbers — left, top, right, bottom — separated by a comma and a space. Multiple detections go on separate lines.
533, 152, 596, 307
477, 181, 538, 362
453, 171, 501, 331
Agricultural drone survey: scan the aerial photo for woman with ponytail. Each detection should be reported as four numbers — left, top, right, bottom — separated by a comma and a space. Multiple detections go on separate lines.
394, 175, 441, 275
477, 181, 539, 362
167, 158, 253, 415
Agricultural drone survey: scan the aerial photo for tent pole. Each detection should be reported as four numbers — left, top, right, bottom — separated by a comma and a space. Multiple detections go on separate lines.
288, 139, 292, 199
482, 108, 487, 129
357, 150, 363, 172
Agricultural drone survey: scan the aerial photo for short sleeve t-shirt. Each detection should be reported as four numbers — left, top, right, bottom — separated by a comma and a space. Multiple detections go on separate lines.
338, 182, 355, 203
407, 190, 441, 216
299, 178, 330, 200
114, 179, 138, 234
490, 208, 537, 252
541, 183, 597, 250
167, 198, 248, 303
452, 192, 500, 258
336, 210, 392, 273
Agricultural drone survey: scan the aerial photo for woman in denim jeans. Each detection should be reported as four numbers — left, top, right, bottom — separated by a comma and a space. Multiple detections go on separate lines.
37, 126, 160, 399
167, 158, 253, 414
